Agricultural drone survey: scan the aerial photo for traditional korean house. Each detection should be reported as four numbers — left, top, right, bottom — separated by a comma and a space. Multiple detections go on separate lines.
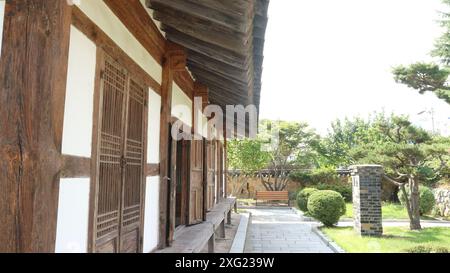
0, 0, 268, 253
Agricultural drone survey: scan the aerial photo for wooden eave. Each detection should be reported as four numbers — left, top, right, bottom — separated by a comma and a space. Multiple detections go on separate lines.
147, 0, 269, 113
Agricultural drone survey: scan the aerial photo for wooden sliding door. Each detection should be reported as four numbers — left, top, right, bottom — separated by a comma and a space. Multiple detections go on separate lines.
91, 54, 147, 253
216, 141, 224, 202
120, 78, 147, 253
188, 139, 204, 225
206, 141, 216, 211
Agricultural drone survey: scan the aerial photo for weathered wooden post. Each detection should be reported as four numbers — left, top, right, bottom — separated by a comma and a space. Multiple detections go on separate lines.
0, 1, 72, 252
351, 165, 383, 236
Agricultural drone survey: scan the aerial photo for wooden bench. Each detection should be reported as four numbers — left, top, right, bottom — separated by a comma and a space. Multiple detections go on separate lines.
156, 198, 237, 253
255, 191, 290, 207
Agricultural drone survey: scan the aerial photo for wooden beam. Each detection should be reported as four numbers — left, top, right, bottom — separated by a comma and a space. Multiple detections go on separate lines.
183, 0, 252, 18
148, 0, 250, 33
104, 0, 165, 65
189, 68, 250, 93
165, 26, 250, 69
187, 50, 250, 83
72, 7, 161, 95
60, 155, 91, 179
166, 42, 188, 71
0, 0, 72, 252
194, 82, 209, 111
158, 42, 185, 249
189, 65, 250, 90
146, 164, 160, 177
196, 79, 250, 101
255, 14, 268, 29
174, 70, 194, 99
224, 133, 229, 198
256, 0, 270, 17
253, 26, 267, 40
155, 10, 249, 54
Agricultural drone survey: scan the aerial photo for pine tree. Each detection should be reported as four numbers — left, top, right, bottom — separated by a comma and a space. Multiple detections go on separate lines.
392, 0, 450, 104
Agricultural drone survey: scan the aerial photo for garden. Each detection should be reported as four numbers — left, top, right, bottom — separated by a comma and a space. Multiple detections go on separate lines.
226, 0, 450, 254
229, 113, 450, 253
296, 185, 450, 253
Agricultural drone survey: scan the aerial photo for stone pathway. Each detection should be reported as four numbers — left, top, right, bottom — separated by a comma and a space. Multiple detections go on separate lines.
244, 209, 333, 253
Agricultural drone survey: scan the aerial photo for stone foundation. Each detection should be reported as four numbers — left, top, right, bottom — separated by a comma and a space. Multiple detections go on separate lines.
351, 165, 383, 236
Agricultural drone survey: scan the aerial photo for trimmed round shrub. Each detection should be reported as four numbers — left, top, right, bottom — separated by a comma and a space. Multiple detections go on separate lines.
307, 190, 346, 226
398, 186, 435, 215
405, 245, 449, 253
297, 188, 318, 212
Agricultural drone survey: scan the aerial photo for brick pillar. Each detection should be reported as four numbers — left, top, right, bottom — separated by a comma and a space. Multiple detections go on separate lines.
351, 165, 383, 236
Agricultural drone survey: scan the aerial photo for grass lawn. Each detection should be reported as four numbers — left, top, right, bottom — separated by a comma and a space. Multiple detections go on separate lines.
321, 226, 450, 253
344, 203, 436, 220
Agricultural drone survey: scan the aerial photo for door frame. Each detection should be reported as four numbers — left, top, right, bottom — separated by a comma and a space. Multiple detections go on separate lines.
88, 49, 149, 253
167, 118, 192, 244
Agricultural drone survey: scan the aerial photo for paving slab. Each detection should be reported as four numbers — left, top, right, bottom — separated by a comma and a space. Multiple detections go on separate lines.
244, 209, 334, 253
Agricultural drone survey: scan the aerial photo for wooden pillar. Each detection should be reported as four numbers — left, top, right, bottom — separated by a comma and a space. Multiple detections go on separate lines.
224, 132, 228, 198
158, 42, 186, 249
0, 1, 72, 252
194, 83, 209, 112
194, 82, 208, 221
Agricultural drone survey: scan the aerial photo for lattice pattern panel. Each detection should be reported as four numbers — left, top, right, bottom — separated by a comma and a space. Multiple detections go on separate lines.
122, 78, 146, 229
96, 58, 127, 240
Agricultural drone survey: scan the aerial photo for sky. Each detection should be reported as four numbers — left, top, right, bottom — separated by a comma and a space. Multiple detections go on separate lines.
259, 0, 450, 136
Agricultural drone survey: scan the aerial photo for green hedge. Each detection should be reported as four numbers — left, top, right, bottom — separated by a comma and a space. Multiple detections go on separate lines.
316, 183, 352, 202
307, 190, 346, 226
296, 188, 319, 212
398, 186, 435, 215
290, 167, 340, 185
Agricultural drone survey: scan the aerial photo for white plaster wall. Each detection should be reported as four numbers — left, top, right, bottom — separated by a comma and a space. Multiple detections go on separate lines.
144, 89, 161, 252
201, 114, 209, 138
172, 83, 193, 127
143, 176, 160, 253
55, 178, 90, 253
76, 0, 162, 84
0, 1, 5, 56
147, 89, 161, 164
62, 26, 96, 158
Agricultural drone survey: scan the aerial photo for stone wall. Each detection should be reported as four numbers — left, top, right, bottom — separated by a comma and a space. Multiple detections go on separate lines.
228, 174, 398, 204
227, 176, 301, 199
434, 189, 450, 217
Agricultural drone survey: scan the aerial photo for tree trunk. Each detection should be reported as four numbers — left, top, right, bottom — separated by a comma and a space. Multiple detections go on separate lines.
408, 177, 422, 230
384, 175, 422, 230
260, 175, 273, 191
231, 175, 247, 197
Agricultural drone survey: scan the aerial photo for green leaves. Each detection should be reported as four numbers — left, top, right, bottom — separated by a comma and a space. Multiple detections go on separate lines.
349, 115, 450, 184
316, 113, 391, 167
227, 138, 268, 174
392, 63, 450, 94
227, 120, 319, 174
392, 0, 450, 105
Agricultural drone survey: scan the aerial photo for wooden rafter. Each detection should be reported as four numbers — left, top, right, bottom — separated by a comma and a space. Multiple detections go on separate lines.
147, 0, 269, 119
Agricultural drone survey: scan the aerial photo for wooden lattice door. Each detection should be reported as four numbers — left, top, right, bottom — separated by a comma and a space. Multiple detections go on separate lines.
120, 78, 146, 253
206, 140, 216, 211
216, 141, 224, 202
92, 54, 147, 253
189, 139, 204, 225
